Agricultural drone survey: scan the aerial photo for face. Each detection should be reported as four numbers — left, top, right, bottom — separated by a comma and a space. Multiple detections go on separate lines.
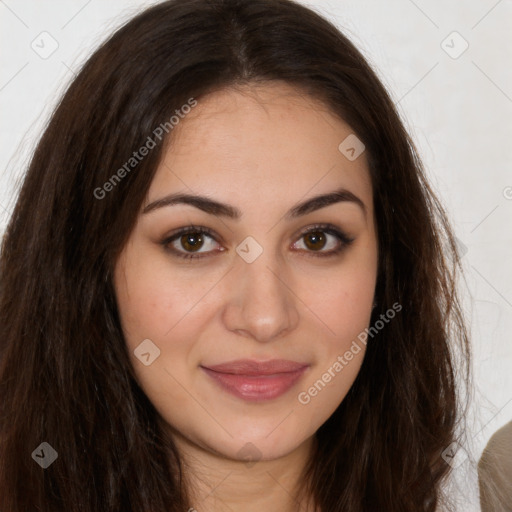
114, 82, 378, 463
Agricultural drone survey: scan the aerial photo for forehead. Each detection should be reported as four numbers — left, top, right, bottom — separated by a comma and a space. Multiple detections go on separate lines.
148, 82, 373, 215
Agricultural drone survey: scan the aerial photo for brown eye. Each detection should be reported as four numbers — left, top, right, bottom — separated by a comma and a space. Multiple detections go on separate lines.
303, 231, 327, 251
162, 226, 221, 259
162, 224, 354, 261
292, 224, 355, 258
180, 232, 205, 252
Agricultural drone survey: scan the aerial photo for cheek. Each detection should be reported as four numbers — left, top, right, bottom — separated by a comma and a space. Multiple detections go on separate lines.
316, 284, 374, 346
114, 251, 210, 345
294, 275, 372, 422
114, 253, 223, 402
295, 258, 375, 410
305, 260, 376, 345
114, 258, 201, 413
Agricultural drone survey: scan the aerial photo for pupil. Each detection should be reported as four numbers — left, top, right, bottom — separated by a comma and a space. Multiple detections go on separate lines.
305, 232, 326, 250
182, 233, 203, 252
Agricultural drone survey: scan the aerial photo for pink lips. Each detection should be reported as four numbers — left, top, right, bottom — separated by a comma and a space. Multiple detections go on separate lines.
201, 359, 309, 402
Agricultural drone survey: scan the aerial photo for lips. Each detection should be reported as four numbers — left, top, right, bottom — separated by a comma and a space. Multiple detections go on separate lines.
200, 359, 309, 402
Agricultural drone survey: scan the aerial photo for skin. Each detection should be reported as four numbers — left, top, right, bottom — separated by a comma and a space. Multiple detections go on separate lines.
114, 82, 378, 511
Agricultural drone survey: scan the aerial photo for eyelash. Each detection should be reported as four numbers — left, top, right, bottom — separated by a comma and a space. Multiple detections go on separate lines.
160, 223, 355, 260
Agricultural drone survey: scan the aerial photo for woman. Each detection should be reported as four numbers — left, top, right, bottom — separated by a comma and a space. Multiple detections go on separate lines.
0, 0, 470, 510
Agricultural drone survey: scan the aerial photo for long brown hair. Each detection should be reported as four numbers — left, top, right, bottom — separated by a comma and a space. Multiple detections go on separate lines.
0, 0, 470, 510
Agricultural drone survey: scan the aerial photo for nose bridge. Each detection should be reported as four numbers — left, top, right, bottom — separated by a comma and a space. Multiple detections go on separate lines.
222, 235, 299, 342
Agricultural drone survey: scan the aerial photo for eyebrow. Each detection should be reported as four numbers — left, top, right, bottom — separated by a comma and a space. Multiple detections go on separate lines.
142, 186, 367, 220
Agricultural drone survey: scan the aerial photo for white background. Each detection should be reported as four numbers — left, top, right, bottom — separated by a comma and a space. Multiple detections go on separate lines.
1, 1, 511, 510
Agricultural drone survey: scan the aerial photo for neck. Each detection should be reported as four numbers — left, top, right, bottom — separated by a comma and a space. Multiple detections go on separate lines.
172, 432, 318, 512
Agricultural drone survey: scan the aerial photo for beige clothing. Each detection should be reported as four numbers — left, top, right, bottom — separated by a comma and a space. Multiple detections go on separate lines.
478, 420, 512, 511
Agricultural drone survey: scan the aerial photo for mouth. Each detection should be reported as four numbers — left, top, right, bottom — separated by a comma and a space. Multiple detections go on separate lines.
200, 359, 309, 402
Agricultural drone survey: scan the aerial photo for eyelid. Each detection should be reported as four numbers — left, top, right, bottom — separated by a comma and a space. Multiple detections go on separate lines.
161, 223, 355, 260
293, 223, 355, 246
161, 225, 222, 259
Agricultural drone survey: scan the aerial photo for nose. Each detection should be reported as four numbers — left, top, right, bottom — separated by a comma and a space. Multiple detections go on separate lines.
221, 248, 300, 344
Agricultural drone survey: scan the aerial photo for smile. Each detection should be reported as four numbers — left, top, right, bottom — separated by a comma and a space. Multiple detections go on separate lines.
200, 359, 310, 402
